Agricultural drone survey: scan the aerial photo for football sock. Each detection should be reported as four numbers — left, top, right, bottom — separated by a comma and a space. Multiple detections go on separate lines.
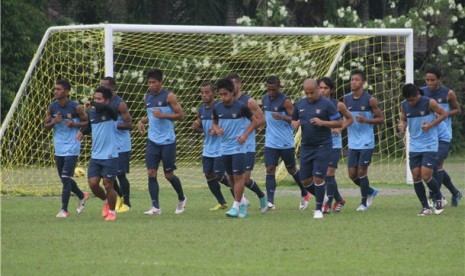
61, 177, 72, 212
265, 174, 276, 204
434, 169, 444, 190
305, 183, 315, 196
315, 183, 326, 211
168, 175, 185, 201
69, 178, 84, 199
325, 175, 336, 206
233, 201, 240, 209
245, 179, 265, 198
117, 174, 131, 207
219, 175, 230, 187
352, 177, 374, 194
207, 178, 226, 205
148, 177, 160, 209
334, 183, 343, 202
359, 175, 369, 206
425, 177, 442, 202
442, 170, 459, 196
413, 181, 429, 209
292, 170, 307, 197
113, 179, 123, 197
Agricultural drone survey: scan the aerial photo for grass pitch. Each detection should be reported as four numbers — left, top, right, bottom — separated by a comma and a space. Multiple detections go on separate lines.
2, 185, 464, 275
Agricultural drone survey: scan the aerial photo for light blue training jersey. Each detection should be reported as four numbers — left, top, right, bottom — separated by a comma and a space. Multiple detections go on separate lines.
108, 95, 131, 153
145, 89, 175, 145
330, 98, 343, 149
199, 102, 221, 157
402, 96, 438, 152
213, 100, 252, 155
49, 100, 81, 156
262, 92, 294, 149
421, 85, 452, 136
237, 93, 256, 152
344, 91, 375, 149
88, 107, 119, 159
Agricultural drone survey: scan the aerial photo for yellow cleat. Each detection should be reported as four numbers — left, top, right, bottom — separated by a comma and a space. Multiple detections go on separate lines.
115, 196, 124, 212
116, 204, 132, 213
210, 203, 229, 211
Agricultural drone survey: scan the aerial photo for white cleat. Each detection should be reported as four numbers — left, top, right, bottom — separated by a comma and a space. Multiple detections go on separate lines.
313, 210, 324, 219
144, 207, 161, 215
175, 197, 187, 214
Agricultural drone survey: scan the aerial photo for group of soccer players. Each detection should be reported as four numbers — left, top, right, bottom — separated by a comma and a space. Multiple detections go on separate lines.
46, 67, 461, 220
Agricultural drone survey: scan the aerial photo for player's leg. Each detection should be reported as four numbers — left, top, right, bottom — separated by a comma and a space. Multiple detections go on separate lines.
358, 149, 377, 208
282, 148, 309, 210
300, 148, 315, 199
144, 140, 162, 214
117, 151, 131, 211
225, 154, 247, 218
325, 149, 340, 213
203, 157, 227, 209
312, 146, 330, 218
409, 153, 431, 215
54, 156, 71, 217
161, 143, 186, 214
264, 147, 278, 207
421, 152, 443, 214
244, 152, 266, 202
102, 158, 118, 220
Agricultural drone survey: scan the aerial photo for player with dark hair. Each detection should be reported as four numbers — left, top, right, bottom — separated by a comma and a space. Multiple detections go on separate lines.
261, 75, 310, 210
76, 86, 119, 220
343, 70, 384, 211
138, 69, 187, 215
318, 77, 354, 213
292, 78, 342, 219
421, 67, 462, 206
212, 78, 257, 218
45, 79, 90, 218
226, 73, 267, 213
192, 82, 231, 210
101, 76, 133, 213
398, 83, 447, 215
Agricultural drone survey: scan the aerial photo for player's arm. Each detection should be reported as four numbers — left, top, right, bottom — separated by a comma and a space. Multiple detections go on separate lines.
248, 98, 265, 129
65, 104, 88, 129
211, 109, 223, 136
337, 101, 353, 132
422, 99, 447, 131
238, 105, 257, 144
192, 111, 203, 133
356, 97, 384, 124
447, 89, 462, 117
137, 116, 148, 135
44, 106, 59, 130
155, 92, 184, 121
310, 115, 342, 128
280, 98, 294, 124
397, 105, 407, 133
116, 101, 133, 130
291, 104, 301, 129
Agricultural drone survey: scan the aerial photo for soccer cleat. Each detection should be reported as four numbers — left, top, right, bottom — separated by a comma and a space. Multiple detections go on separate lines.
323, 204, 331, 214
115, 196, 124, 212
333, 198, 345, 213
313, 209, 324, 219
259, 196, 268, 214
175, 197, 187, 214
117, 204, 132, 213
300, 192, 310, 210
101, 203, 110, 217
225, 207, 239, 218
323, 193, 329, 207
434, 200, 444, 215
241, 194, 250, 207
267, 202, 276, 210
76, 192, 90, 214
210, 203, 229, 211
105, 212, 116, 221
418, 208, 432, 216
144, 207, 161, 215
56, 210, 69, 218
451, 191, 463, 207
441, 197, 448, 207
356, 204, 368, 211
367, 188, 378, 208
239, 204, 249, 218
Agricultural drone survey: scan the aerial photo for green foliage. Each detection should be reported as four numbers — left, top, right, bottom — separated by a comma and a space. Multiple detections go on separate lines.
1, 0, 50, 122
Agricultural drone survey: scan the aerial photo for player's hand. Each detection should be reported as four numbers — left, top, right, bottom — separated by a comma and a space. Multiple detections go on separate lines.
75, 131, 83, 141
356, 113, 365, 123
291, 120, 300, 129
397, 119, 406, 133
310, 117, 323, 126
152, 109, 163, 118
208, 128, 216, 136
237, 134, 248, 144
421, 121, 431, 132
137, 120, 146, 135
65, 120, 75, 128
54, 114, 63, 124
272, 112, 284, 120
192, 121, 200, 130
215, 128, 224, 136
331, 128, 341, 135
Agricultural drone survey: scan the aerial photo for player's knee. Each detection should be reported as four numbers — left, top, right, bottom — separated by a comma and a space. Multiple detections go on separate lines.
205, 172, 215, 180
266, 166, 276, 174
164, 172, 174, 181
147, 169, 157, 178
103, 179, 114, 191
286, 166, 297, 175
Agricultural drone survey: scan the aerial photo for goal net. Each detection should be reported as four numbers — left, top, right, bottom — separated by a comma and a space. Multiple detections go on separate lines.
0, 24, 413, 195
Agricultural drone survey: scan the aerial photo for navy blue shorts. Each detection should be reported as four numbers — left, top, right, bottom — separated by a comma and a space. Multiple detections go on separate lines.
245, 152, 255, 171
264, 147, 296, 168
409, 152, 437, 170
202, 156, 226, 176
300, 146, 330, 180
347, 149, 373, 168
145, 139, 177, 173
223, 153, 246, 175
117, 151, 131, 175
88, 158, 118, 179
54, 155, 78, 178
328, 148, 342, 169
437, 141, 450, 164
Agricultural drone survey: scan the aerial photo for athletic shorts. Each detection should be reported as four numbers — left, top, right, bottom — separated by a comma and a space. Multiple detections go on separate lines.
223, 153, 246, 175
437, 141, 450, 164
347, 149, 374, 168
264, 147, 296, 168
245, 152, 255, 171
54, 155, 78, 178
409, 152, 437, 170
328, 148, 342, 169
88, 158, 118, 179
117, 151, 131, 175
299, 145, 331, 180
202, 156, 226, 176
145, 139, 177, 173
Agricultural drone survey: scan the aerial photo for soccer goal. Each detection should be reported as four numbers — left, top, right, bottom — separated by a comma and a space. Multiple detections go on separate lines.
0, 24, 413, 195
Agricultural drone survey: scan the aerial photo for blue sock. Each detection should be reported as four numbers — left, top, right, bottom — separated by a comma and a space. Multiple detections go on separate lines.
413, 181, 429, 208
69, 178, 84, 199
168, 175, 185, 201
219, 174, 230, 187
118, 174, 131, 207
315, 183, 326, 210
359, 175, 369, 206
326, 175, 336, 206
442, 170, 459, 196
246, 179, 265, 198
113, 179, 123, 197
305, 183, 315, 196
61, 177, 72, 212
207, 178, 226, 204
352, 177, 374, 194
265, 174, 276, 204
425, 177, 442, 201
292, 170, 307, 197
148, 177, 159, 208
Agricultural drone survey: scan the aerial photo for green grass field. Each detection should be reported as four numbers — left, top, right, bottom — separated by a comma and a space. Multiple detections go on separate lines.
2, 184, 464, 275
